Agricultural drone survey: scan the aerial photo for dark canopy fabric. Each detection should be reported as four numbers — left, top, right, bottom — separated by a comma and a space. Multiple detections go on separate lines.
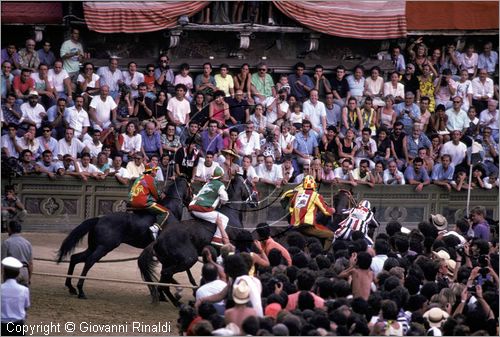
1, 2, 63, 25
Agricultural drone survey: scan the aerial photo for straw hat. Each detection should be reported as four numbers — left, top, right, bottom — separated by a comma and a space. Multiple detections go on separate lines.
221, 148, 240, 159
423, 307, 449, 328
430, 214, 448, 231
233, 279, 250, 304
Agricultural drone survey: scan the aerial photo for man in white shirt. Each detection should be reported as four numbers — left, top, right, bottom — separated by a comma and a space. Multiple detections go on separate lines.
97, 57, 123, 101
56, 127, 88, 161
445, 96, 469, 132
256, 155, 283, 188
441, 130, 467, 167
354, 127, 377, 169
471, 69, 494, 113
383, 160, 406, 185
65, 95, 91, 141
108, 154, 130, 185
83, 129, 103, 161
194, 151, 221, 183
19, 91, 46, 129
237, 121, 261, 158
60, 28, 83, 79
477, 41, 498, 76
167, 84, 190, 135
77, 152, 104, 181
479, 99, 499, 142
333, 158, 356, 186
370, 239, 389, 276
264, 88, 289, 131
302, 89, 327, 138
48, 60, 73, 106
196, 263, 227, 315
237, 155, 259, 184
89, 85, 117, 130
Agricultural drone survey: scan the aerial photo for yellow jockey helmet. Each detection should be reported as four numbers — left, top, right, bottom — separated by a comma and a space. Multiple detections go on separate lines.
302, 175, 317, 190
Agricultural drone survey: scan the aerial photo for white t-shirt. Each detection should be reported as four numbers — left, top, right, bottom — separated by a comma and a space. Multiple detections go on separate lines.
30, 73, 54, 91
77, 162, 100, 174
333, 167, 350, 180
263, 96, 289, 124
60, 39, 83, 74
194, 159, 221, 181
77, 73, 100, 89
167, 97, 190, 125
109, 166, 130, 179
302, 99, 326, 129
441, 141, 467, 166
121, 134, 142, 153
83, 139, 103, 158
48, 69, 70, 93
195, 280, 227, 306
89, 95, 117, 128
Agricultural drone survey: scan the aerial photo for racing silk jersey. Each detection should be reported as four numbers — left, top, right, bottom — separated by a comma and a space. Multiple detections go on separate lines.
189, 179, 228, 211
128, 174, 161, 207
334, 205, 374, 240
289, 189, 333, 226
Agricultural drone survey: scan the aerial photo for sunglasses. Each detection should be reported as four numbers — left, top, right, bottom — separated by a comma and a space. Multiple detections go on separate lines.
147, 69, 154, 72
43, 129, 51, 133
259, 68, 266, 71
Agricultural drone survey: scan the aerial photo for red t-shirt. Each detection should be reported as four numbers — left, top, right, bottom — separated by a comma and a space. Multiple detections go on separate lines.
13, 76, 35, 95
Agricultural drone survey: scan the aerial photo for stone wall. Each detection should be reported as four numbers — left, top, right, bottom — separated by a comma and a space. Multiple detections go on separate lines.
4, 176, 498, 232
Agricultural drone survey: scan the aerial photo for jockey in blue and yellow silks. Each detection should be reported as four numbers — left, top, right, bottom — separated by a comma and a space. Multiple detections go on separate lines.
128, 163, 169, 239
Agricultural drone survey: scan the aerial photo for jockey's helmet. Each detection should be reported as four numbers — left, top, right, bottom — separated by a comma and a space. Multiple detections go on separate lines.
143, 163, 159, 174
302, 175, 317, 190
212, 166, 224, 179
359, 200, 371, 210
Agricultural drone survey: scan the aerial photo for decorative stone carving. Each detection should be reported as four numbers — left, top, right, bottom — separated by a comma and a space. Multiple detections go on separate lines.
383, 206, 408, 222
113, 200, 128, 212
41, 197, 64, 216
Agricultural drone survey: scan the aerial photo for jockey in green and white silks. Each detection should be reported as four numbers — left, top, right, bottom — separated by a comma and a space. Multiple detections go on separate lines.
188, 166, 229, 245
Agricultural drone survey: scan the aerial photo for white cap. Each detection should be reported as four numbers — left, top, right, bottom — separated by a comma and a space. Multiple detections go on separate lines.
2, 256, 23, 270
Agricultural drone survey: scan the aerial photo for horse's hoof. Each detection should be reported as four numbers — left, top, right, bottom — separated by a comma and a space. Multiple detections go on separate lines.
68, 288, 77, 295
78, 293, 87, 299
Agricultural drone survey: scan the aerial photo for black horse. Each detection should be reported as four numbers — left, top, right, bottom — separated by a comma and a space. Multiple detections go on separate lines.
138, 174, 258, 306
57, 176, 192, 299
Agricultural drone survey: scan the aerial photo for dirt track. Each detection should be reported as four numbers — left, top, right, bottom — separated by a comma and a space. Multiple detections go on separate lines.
18, 232, 202, 336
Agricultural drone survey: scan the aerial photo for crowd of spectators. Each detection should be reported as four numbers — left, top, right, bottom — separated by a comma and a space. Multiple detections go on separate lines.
1, 28, 499, 337
180, 214, 498, 336
2, 32, 498, 192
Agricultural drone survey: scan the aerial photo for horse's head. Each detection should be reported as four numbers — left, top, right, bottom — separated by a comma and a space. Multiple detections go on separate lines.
175, 175, 193, 206
227, 174, 259, 208
333, 189, 356, 214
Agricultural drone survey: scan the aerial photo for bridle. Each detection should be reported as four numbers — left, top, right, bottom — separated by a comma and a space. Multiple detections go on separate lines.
168, 175, 193, 207
224, 175, 258, 207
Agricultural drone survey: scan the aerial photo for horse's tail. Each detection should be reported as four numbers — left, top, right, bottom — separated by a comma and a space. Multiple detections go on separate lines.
57, 217, 99, 263
138, 242, 160, 302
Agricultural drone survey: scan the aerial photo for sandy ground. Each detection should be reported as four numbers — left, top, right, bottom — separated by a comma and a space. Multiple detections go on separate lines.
16, 232, 202, 336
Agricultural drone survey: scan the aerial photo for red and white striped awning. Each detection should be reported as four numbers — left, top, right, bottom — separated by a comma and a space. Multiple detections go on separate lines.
83, 1, 209, 33
273, 1, 407, 39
